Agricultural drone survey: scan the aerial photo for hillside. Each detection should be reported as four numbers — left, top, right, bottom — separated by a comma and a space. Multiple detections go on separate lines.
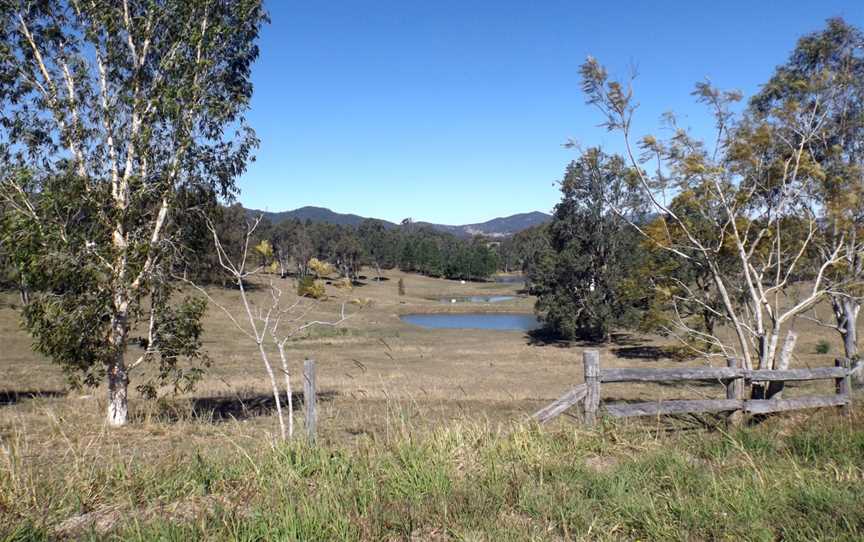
246, 206, 550, 237
248, 206, 383, 228
417, 211, 552, 238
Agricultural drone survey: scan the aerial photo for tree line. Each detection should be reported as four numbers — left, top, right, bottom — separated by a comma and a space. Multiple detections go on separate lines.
176, 204, 505, 284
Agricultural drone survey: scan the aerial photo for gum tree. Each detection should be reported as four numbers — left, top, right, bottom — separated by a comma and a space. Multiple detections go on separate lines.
579, 46, 847, 394
750, 19, 864, 371
0, 0, 266, 425
530, 148, 646, 341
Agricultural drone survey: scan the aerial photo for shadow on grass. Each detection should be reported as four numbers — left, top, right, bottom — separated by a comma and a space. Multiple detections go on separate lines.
612, 345, 691, 361
138, 390, 339, 424
526, 329, 642, 349
0, 389, 67, 406
600, 396, 731, 430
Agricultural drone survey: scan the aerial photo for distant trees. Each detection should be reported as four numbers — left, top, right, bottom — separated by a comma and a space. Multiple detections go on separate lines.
0, 0, 266, 425
199, 212, 502, 283
498, 224, 550, 275
358, 219, 399, 278
529, 149, 646, 341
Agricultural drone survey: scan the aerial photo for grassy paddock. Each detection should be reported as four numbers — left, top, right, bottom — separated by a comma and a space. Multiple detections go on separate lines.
2, 411, 864, 541
2, 269, 863, 540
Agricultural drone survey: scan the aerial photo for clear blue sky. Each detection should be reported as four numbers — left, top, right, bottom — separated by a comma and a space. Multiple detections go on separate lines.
239, 0, 864, 225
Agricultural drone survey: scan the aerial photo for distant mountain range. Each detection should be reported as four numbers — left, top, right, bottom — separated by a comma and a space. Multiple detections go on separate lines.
246, 206, 551, 238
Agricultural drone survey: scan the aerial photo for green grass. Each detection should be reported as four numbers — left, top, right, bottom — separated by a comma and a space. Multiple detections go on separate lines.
3, 415, 864, 541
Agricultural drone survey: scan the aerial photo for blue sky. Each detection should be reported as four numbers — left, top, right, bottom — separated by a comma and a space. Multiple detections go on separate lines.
239, 1, 864, 225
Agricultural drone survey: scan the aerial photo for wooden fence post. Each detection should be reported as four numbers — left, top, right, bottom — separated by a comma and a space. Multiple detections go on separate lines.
583, 350, 600, 427
726, 358, 743, 427
304, 359, 317, 443
836, 358, 851, 417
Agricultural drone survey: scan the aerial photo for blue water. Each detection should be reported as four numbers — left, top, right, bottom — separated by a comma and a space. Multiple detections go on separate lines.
400, 313, 540, 331
438, 295, 516, 304
493, 274, 526, 284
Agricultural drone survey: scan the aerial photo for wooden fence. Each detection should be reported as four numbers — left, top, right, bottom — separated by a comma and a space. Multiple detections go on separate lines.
534, 350, 853, 425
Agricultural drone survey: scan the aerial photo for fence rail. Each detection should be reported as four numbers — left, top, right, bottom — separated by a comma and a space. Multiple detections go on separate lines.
600, 366, 847, 383
533, 351, 853, 425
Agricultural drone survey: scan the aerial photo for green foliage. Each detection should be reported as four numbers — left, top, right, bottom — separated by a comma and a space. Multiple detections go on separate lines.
257, 216, 502, 283
135, 294, 211, 400
815, 340, 831, 355
0, 0, 267, 415
7, 172, 115, 387
499, 224, 550, 275
530, 149, 646, 341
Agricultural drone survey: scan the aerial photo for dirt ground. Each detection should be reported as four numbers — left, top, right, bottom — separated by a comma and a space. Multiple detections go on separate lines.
0, 268, 857, 461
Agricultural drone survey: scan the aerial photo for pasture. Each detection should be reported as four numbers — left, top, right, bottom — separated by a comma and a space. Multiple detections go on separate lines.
1, 268, 862, 539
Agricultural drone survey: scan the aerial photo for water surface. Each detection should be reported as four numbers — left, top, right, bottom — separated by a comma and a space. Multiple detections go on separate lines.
401, 313, 540, 331
438, 295, 516, 304
493, 274, 526, 284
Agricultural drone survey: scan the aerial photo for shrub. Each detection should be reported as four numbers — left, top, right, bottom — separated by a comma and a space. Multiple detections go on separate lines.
815, 340, 831, 355
297, 276, 326, 299
333, 277, 352, 290
308, 258, 335, 278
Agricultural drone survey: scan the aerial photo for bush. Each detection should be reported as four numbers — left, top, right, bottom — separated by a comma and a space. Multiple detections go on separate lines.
333, 277, 352, 290
297, 276, 326, 299
307, 258, 335, 278
815, 340, 831, 354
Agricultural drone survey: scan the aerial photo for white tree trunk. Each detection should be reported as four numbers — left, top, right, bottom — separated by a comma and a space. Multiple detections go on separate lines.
107, 361, 129, 426
842, 298, 859, 360
277, 343, 293, 438
257, 342, 286, 441
107, 309, 130, 426
766, 330, 798, 400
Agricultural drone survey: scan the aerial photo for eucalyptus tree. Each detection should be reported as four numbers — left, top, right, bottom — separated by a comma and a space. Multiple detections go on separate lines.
0, 0, 266, 425
530, 149, 645, 341
579, 35, 849, 392
750, 18, 864, 369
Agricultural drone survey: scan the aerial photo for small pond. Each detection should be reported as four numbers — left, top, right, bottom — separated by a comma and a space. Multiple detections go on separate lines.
493, 274, 526, 284
401, 313, 540, 331
438, 295, 516, 304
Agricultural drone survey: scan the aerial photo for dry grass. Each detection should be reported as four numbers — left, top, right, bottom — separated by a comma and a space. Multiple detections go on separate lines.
0, 268, 858, 457
1, 269, 862, 538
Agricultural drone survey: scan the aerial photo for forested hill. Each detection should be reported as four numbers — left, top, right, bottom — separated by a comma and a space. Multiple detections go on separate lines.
248, 206, 382, 228
416, 211, 552, 238
246, 206, 551, 237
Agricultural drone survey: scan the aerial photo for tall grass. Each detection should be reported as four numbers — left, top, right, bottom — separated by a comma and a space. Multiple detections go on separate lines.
2, 414, 864, 541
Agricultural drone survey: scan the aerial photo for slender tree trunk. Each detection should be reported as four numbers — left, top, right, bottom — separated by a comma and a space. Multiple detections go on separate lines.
107, 307, 130, 426
257, 342, 286, 441
836, 297, 862, 387
766, 330, 798, 400
752, 332, 773, 400
840, 298, 859, 360
18, 282, 29, 306
277, 343, 293, 438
